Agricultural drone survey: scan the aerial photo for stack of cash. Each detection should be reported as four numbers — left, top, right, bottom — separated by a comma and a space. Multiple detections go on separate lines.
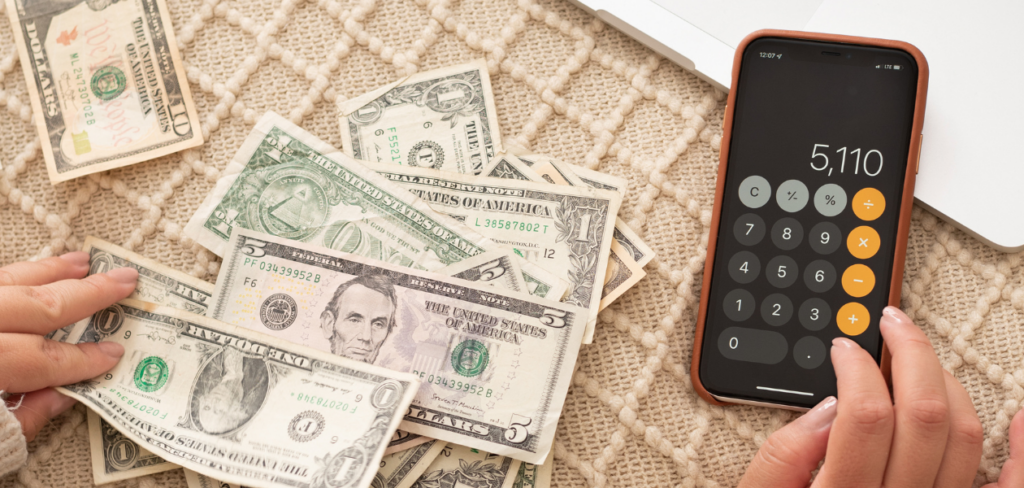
6, 0, 654, 478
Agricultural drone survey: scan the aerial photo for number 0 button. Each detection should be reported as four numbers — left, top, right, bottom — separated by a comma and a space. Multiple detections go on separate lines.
733, 213, 766, 246
728, 251, 760, 284
765, 256, 799, 288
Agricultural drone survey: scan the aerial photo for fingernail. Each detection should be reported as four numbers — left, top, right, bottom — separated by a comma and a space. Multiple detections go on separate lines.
59, 252, 89, 266
802, 396, 838, 430
832, 337, 860, 349
106, 267, 138, 285
97, 341, 125, 359
880, 306, 911, 330
49, 392, 77, 417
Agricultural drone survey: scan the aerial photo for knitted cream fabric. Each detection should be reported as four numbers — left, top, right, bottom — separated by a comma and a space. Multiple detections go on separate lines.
1, 0, 1022, 486
0, 402, 27, 478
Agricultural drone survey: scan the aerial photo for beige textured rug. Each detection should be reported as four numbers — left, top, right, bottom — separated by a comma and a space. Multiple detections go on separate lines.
1, 0, 1021, 486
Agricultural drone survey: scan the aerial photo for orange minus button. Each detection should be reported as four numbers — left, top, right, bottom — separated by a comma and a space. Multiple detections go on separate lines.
842, 264, 876, 298
837, 302, 870, 336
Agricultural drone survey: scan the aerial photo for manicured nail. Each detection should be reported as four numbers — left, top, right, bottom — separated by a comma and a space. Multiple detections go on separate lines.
832, 337, 859, 349
802, 396, 838, 430
59, 251, 89, 266
880, 306, 911, 331
106, 267, 138, 285
97, 341, 125, 359
49, 392, 77, 417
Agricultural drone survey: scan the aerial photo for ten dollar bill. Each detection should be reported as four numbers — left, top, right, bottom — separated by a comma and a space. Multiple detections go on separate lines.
4, 0, 202, 183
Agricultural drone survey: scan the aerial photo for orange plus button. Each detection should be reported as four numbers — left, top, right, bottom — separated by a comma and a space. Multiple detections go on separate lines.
853, 188, 885, 221
837, 302, 870, 336
847, 226, 881, 259
842, 264, 876, 298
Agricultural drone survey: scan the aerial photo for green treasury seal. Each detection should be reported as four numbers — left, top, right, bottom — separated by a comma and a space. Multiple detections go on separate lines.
134, 356, 169, 392
91, 66, 128, 101
451, 339, 488, 377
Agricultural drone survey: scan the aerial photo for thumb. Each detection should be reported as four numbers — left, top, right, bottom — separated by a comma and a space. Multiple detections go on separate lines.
984, 407, 1024, 488
739, 396, 837, 488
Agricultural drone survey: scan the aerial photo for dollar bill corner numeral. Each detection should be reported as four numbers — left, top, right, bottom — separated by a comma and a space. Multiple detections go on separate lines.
288, 410, 326, 443
314, 446, 366, 488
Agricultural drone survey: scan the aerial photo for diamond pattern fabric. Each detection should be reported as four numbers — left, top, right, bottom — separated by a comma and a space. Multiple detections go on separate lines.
1, 0, 1021, 486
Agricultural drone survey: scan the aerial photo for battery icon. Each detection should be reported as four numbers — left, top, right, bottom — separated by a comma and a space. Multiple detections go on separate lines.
893, 65, 903, 70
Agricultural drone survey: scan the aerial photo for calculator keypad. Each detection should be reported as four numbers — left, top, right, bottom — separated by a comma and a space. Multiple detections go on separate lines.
715, 176, 889, 372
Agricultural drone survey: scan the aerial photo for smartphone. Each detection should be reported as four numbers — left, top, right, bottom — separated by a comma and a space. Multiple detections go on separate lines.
691, 30, 928, 410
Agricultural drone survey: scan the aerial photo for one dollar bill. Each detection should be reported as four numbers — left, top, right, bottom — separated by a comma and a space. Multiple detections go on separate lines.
480, 155, 652, 316
184, 111, 497, 271
411, 443, 521, 488
339, 59, 501, 175
184, 469, 251, 488
212, 228, 588, 464
72, 236, 211, 483
372, 440, 446, 488
59, 299, 419, 488
4, 0, 202, 183
370, 164, 621, 340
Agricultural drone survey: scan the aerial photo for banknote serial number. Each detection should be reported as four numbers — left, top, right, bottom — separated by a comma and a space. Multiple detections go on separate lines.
292, 392, 361, 413
242, 258, 321, 283
413, 370, 493, 397
474, 218, 549, 234
109, 388, 169, 420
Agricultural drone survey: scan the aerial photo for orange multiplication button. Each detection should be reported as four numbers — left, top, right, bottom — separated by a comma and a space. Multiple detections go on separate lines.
852, 188, 885, 221
837, 302, 870, 336
842, 264, 876, 298
847, 226, 881, 259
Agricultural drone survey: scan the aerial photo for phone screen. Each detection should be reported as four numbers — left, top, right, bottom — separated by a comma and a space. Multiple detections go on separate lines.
699, 38, 919, 408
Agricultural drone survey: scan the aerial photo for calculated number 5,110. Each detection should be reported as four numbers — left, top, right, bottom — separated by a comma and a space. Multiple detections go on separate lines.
810, 144, 883, 177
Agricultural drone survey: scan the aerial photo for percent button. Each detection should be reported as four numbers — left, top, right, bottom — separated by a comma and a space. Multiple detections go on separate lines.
814, 183, 847, 217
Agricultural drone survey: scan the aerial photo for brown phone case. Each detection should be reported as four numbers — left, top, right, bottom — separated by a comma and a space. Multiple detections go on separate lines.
690, 29, 929, 407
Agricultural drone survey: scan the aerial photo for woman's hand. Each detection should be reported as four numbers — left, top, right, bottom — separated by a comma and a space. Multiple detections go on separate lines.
0, 252, 137, 441
739, 306, 1024, 488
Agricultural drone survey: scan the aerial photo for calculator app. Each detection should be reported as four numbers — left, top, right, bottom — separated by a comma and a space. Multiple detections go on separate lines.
699, 38, 919, 408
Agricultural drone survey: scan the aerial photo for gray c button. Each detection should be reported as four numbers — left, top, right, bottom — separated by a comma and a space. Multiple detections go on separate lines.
739, 176, 771, 209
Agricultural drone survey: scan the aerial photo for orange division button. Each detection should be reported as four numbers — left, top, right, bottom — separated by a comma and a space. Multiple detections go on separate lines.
847, 226, 881, 259
842, 264, 876, 298
852, 188, 885, 221
837, 302, 870, 336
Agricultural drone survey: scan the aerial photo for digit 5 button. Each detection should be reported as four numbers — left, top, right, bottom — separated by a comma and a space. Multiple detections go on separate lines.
847, 226, 881, 259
